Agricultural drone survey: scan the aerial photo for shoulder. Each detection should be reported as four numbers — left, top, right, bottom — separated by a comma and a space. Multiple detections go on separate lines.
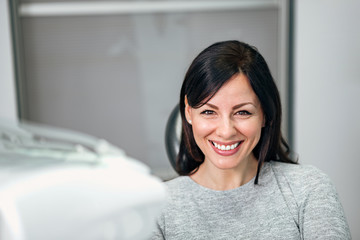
165, 175, 189, 187
162, 176, 195, 205
269, 161, 351, 238
153, 177, 189, 236
268, 161, 338, 204
155, 176, 201, 235
269, 161, 333, 187
270, 160, 324, 176
165, 176, 191, 194
268, 161, 351, 238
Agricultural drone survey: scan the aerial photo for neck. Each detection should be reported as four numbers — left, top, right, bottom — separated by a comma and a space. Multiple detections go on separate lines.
191, 156, 258, 191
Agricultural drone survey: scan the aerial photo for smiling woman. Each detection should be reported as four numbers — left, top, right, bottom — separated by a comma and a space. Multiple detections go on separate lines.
151, 41, 351, 239
178, 40, 293, 185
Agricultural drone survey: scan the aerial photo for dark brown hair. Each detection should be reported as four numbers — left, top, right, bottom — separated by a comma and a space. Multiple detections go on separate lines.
177, 40, 296, 184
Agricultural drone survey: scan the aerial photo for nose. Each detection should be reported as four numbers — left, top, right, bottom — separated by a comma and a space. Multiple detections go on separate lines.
216, 117, 237, 139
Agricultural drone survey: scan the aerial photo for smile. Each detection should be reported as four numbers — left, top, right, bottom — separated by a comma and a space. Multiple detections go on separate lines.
211, 141, 241, 151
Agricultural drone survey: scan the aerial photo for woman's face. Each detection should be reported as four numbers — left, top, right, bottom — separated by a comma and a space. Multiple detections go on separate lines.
185, 73, 264, 171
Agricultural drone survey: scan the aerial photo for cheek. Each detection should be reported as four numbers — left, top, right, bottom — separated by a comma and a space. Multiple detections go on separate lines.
192, 120, 215, 142
237, 121, 263, 141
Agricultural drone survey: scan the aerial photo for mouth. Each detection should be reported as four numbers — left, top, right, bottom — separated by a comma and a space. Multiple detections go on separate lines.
210, 140, 242, 151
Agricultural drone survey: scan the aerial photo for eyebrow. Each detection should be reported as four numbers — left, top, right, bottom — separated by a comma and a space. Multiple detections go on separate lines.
205, 102, 256, 110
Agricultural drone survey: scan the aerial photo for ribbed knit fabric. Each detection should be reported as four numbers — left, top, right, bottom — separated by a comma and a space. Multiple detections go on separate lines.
151, 161, 351, 239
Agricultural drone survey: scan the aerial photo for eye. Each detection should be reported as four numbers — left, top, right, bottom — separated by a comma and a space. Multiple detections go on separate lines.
236, 110, 251, 116
200, 110, 215, 115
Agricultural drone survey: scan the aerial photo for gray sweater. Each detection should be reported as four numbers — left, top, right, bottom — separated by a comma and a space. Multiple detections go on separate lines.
151, 161, 351, 239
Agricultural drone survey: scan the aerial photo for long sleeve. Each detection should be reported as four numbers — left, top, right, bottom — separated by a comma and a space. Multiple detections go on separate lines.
150, 209, 166, 240
150, 225, 165, 240
297, 167, 351, 239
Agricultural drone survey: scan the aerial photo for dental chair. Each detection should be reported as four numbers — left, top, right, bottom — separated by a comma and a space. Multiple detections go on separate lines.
0, 119, 166, 240
164, 104, 181, 171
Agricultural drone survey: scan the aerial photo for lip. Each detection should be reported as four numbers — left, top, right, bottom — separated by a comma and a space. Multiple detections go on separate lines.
209, 140, 242, 156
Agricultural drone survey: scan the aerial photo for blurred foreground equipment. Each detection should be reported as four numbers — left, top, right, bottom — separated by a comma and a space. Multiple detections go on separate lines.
0, 119, 166, 240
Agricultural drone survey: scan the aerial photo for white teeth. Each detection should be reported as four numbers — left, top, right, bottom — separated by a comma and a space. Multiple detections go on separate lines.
212, 142, 240, 151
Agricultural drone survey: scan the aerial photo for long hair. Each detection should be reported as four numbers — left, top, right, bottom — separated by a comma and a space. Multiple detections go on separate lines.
177, 40, 296, 184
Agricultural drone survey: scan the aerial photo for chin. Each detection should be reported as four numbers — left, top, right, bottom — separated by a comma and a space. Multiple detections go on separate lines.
213, 159, 243, 170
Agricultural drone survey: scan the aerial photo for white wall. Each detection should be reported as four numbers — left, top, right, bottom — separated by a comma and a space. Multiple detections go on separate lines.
0, 0, 17, 121
294, 0, 360, 238
17, 3, 284, 179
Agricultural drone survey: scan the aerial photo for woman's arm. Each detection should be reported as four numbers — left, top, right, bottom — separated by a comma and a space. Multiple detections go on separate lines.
298, 168, 351, 239
150, 213, 166, 240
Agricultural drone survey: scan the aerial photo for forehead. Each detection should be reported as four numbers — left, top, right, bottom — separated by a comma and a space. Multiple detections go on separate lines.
207, 73, 260, 106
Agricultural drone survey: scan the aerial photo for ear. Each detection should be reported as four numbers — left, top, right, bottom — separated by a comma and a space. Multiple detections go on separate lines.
184, 96, 192, 124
